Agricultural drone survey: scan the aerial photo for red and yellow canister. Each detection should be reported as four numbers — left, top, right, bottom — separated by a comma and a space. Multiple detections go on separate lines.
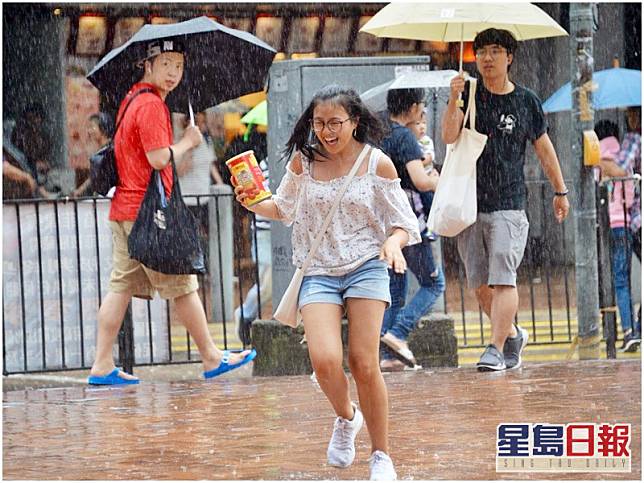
225, 150, 272, 206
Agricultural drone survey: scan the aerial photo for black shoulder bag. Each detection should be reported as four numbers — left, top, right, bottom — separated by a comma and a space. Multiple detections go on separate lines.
127, 148, 206, 275
89, 88, 154, 196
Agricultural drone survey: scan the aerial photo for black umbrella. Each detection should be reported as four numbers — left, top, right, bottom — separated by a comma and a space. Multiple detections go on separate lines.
87, 16, 276, 113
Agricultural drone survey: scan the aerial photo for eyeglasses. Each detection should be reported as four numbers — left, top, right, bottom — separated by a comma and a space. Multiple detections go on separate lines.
475, 47, 507, 59
311, 118, 352, 133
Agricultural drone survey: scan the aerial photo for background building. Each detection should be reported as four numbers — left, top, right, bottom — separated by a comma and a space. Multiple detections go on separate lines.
3, 3, 641, 266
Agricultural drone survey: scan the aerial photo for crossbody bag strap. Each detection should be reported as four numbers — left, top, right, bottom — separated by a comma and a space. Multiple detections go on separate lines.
300, 143, 371, 272
114, 87, 155, 136
463, 79, 477, 130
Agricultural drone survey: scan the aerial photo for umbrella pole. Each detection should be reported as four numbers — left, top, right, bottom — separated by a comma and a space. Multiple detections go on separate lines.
459, 24, 464, 73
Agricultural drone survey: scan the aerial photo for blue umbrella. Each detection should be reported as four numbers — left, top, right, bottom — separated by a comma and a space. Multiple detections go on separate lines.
87, 16, 276, 113
542, 67, 641, 113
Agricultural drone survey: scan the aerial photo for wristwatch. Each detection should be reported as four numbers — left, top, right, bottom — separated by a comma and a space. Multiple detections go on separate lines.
554, 190, 569, 196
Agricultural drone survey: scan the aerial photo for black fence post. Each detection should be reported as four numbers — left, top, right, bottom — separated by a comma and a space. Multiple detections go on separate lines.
596, 183, 617, 359
118, 303, 135, 374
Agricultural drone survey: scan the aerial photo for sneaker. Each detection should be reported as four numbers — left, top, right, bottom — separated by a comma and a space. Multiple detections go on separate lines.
620, 331, 641, 353
503, 325, 529, 370
327, 403, 364, 468
369, 450, 397, 481
476, 344, 506, 372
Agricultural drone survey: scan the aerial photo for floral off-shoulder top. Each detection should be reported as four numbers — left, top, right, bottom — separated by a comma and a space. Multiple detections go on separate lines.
272, 145, 421, 276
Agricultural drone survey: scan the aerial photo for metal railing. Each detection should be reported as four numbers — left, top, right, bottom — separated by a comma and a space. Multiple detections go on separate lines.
442, 182, 574, 349
442, 177, 640, 355
2, 192, 262, 375
3, 177, 640, 374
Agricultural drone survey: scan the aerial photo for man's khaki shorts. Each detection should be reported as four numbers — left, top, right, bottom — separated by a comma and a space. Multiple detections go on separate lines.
108, 221, 199, 300
456, 210, 529, 289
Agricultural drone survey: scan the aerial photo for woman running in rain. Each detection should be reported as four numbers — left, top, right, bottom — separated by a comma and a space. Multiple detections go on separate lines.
233, 85, 420, 480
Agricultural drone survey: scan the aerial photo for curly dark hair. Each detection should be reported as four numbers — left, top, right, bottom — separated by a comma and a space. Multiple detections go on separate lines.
283, 84, 385, 161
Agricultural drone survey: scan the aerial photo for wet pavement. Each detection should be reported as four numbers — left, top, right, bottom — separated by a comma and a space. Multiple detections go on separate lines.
3, 360, 640, 480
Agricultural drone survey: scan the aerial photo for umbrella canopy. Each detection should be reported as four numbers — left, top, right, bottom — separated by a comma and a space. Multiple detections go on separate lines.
542, 67, 642, 113
360, 69, 459, 111
240, 100, 267, 126
87, 16, 276, 113
361, 2, 567, 42
360, 2, 567, 70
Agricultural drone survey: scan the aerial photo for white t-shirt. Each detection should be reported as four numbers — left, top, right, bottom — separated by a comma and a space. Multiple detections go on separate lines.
418, 135, 435, 165
178, 137, 215, 205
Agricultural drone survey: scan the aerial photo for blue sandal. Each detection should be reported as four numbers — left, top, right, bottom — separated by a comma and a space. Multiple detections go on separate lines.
88, 368, 140, 385
204, 349, 257, 379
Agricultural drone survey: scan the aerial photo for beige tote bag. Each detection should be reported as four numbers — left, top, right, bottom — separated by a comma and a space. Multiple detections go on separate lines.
273, 144, 371, 328
427, 79, 488, 237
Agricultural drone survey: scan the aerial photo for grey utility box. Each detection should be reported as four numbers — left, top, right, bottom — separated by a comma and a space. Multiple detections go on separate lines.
266, 56, 433, 308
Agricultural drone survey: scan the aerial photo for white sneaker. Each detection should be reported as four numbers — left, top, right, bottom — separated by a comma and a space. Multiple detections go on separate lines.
327, 403, 364, 468
369, 450, 397, 481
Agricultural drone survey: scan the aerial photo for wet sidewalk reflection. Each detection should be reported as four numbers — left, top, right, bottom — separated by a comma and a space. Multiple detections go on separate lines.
3, 360, 640, 480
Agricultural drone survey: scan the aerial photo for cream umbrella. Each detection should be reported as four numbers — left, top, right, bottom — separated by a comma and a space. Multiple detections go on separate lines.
360, 2, 568, 72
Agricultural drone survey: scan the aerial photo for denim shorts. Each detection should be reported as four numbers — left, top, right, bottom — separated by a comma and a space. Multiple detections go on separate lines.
298, 257, 391, 309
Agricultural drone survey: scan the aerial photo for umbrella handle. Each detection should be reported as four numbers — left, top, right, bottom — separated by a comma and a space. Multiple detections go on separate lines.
188, 100, 195, 127
457, 25, 464, 108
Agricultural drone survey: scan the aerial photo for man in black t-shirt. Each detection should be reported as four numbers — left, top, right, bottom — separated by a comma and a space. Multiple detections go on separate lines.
380, 88, 444, 370
442, 28, 570, 372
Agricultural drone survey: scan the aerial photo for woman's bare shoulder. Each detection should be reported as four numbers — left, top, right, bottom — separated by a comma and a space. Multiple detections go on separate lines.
289, 152, 304, 175
375, 152, 398, 180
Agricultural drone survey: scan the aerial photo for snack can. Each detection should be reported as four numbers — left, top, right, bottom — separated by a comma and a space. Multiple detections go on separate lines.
225, 150, 272, 206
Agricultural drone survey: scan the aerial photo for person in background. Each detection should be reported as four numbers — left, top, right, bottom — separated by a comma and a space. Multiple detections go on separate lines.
177, 111, 225, 194
174, 111, 225, 316
596, 117, 640, 352
407, 108, 435, 172
621, 107, 642, 345
10, 103, 56, 198
176, 110, 225, 251
380, 88, 444, 371
71, 113, 113, 198
406, 107, 438, 240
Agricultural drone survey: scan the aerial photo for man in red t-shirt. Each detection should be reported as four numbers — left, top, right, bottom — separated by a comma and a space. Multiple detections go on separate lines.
89, 39, 256, 385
